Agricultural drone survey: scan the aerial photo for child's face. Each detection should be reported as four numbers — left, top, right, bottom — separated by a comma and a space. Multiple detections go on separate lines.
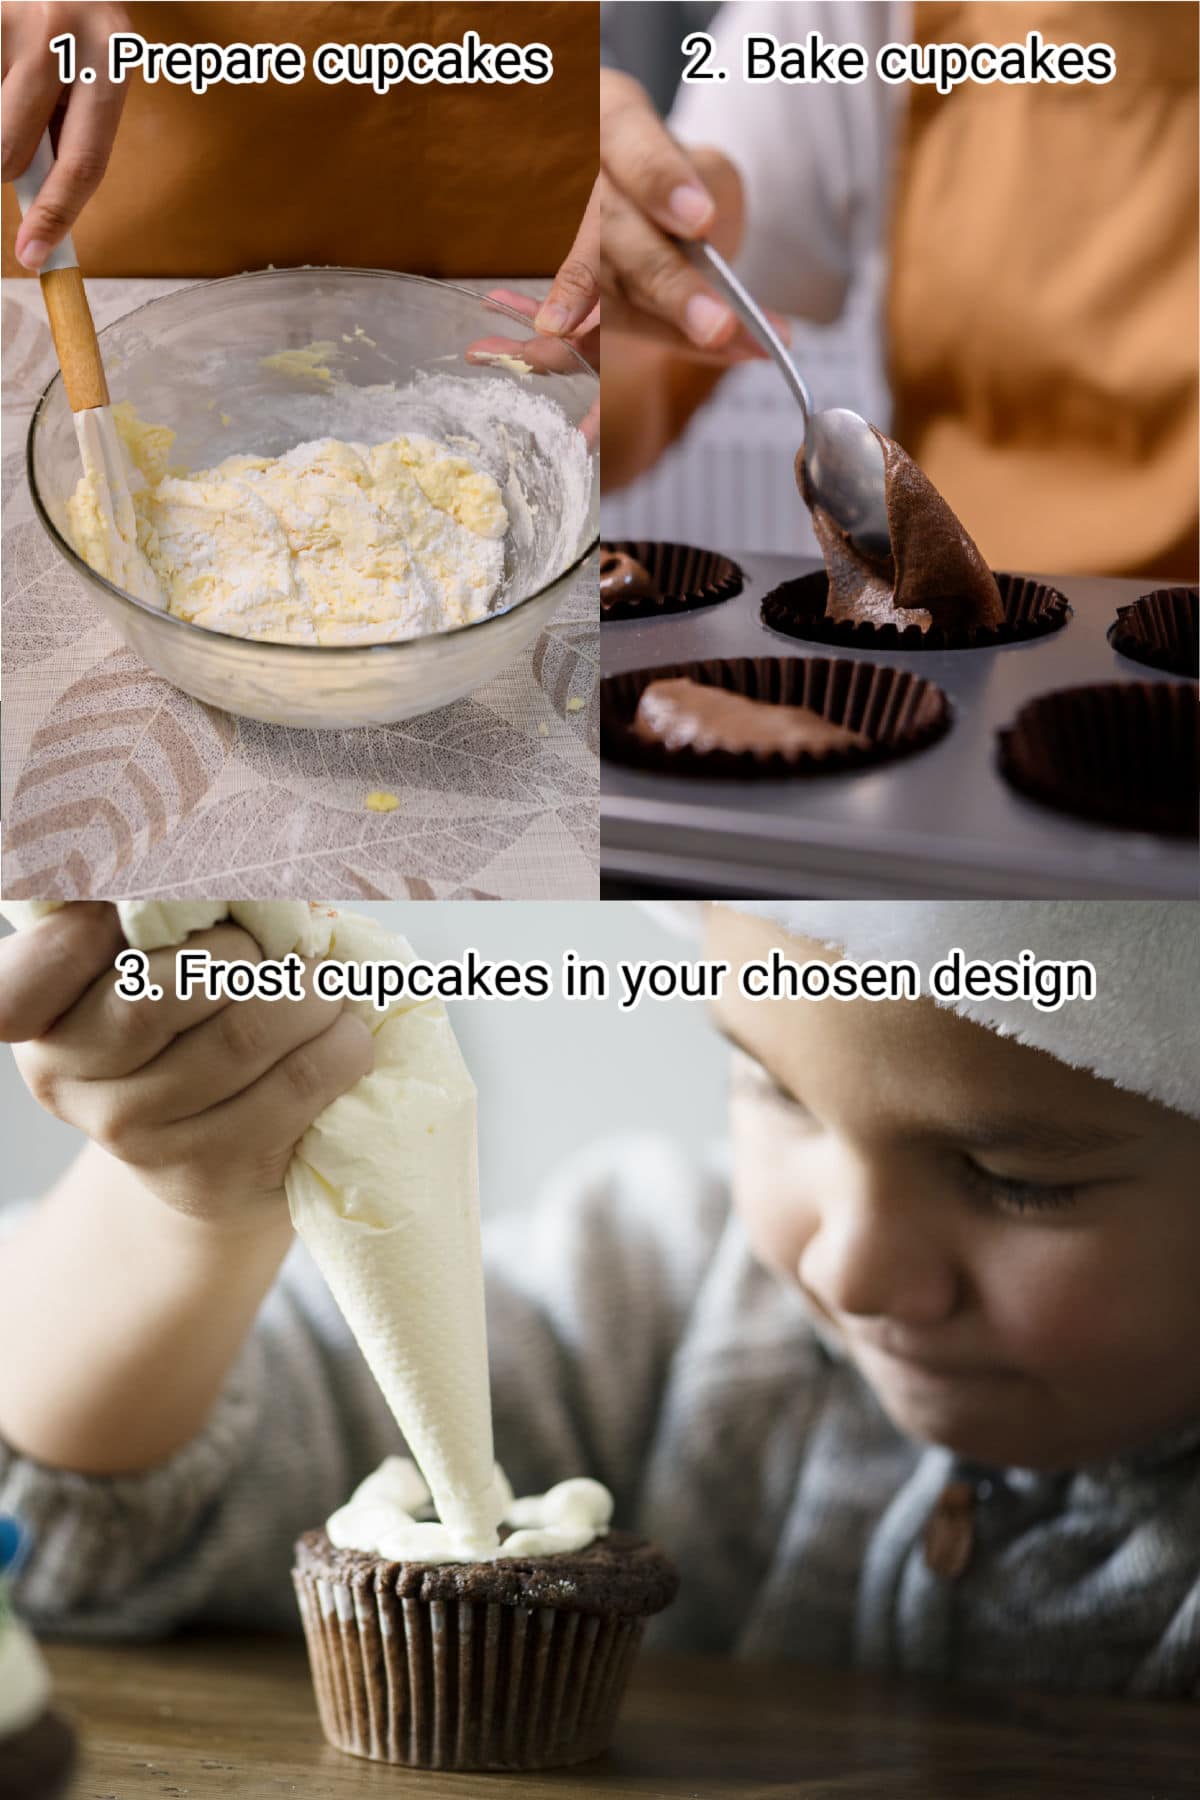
707, 910, 1200, 1472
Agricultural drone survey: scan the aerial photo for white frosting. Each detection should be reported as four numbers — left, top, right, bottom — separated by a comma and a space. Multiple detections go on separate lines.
326, 1457, 612, 1563
0, 1614, 51, 1736
67, 407, 509, 646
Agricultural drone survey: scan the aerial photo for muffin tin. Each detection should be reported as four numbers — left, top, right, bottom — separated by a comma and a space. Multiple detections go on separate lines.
601, 552, 1198, 897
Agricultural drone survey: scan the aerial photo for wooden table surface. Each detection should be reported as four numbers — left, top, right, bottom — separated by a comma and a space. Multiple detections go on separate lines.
45, 1633, 1193, 1799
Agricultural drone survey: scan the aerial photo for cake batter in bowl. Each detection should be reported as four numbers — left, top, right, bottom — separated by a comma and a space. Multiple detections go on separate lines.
27, 269, 598, 727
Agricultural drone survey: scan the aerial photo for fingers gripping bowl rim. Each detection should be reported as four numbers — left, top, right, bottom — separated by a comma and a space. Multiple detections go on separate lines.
26, 268, 599, 729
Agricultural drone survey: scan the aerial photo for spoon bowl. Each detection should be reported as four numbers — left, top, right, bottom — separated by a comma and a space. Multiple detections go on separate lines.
676, 238, 891, 559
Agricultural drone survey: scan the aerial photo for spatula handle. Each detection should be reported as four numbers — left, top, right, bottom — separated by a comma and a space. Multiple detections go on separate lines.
13, 130, 107, 413
40, 266, 110, 412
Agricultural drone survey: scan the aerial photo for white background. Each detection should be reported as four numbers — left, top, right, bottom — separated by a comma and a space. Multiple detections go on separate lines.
0, 903, 728, 1216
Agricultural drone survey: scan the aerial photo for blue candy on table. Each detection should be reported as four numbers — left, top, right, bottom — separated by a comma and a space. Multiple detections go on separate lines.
0, 1512, 29, 1576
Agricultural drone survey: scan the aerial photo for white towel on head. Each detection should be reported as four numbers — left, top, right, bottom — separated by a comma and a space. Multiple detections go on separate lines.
645, 901, 1200, 1122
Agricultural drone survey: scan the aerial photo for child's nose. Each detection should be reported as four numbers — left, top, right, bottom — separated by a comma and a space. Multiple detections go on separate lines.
797, 1158, 960, 1326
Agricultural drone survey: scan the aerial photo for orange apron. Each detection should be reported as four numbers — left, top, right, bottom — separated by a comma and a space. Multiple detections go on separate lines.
2, 2, 597, 278
889, 2, 1198, 579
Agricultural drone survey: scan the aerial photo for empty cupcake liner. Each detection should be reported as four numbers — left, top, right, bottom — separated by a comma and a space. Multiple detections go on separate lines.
760, 569, 1070, 651
1108, 587, 1198, 678
601, 654, 951, 778
997, 681, 1199, 837
600, 540, 744, 620
294, 1569, 643, 1771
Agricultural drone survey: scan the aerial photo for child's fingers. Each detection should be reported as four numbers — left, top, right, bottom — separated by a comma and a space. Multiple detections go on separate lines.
37, 923, 266, 1079
95, 957, 353, 1127
161, 1010, 377, 1201
0, 904, 125, 1043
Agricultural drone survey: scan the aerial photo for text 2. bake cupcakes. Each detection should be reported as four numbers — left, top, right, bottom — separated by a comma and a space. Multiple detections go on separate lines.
602, 655, 950, 778
294, 1460, 678, 1771
600, 540, 743, 620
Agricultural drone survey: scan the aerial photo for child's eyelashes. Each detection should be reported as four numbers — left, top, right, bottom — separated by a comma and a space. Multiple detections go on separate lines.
961, 1158, 1079, 1217
729, 1050, 809, 1119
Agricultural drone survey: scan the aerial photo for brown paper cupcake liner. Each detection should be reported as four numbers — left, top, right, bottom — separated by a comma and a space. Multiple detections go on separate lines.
600, 540, 744, 620
760, 569, 1070, 651
1108, 587, 1198, 678
602, 654, 951, 778
294, 1569, 644, 1771
997, 681, 1199, 837
0, 1708, 76, 1800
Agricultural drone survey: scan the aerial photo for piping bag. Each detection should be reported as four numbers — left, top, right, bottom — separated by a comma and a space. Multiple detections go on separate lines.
0, 900, 508, 1557
13, 131, 162, 607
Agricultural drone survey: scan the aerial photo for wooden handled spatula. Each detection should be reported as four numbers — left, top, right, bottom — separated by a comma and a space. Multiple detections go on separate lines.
14, 131, 161, 604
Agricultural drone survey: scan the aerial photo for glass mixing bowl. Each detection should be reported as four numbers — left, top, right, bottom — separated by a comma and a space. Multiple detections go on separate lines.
27, 269, 598, 727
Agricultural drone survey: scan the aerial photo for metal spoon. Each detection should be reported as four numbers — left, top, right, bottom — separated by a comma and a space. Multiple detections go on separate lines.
677, 237, 891, 558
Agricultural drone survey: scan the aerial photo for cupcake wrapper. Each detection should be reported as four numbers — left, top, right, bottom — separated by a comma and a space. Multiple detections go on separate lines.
0, 1708, 77, 1800
602, 654, 950, 778
294, 1570, 643, 1771
997, 681, 1199, 837
1108, 587, 1198, 679
600, 540, 743, 620
761, 569, 1070, 651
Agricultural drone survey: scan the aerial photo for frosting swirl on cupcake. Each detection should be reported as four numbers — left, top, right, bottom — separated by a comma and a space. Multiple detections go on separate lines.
326, 1457, 612, 1563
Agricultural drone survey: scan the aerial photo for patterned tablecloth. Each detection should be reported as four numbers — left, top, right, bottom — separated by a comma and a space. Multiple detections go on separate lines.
1, 278, 598, 901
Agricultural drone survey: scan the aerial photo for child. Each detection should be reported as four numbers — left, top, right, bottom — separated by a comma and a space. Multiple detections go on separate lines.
0, 900, 1197, 1695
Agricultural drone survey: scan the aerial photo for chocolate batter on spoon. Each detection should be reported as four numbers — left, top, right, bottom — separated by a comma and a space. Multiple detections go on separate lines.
633, 678, 870, 759
799, 428, 1004, 632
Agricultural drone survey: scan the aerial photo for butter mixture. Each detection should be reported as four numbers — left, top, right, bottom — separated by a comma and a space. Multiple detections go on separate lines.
68, 403, 510, 646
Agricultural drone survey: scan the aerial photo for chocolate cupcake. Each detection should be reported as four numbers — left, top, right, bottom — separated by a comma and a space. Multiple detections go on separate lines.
1108, 588, 1198, 678
603, 654, 950, 778
997, 680, 1199, 837
293, 1525, 677, 1770
600, 540, 743, 620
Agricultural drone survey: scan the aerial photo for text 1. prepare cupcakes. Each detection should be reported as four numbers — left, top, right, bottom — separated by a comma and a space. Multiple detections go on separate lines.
600, 540, 743, 620
293, 1460, 678, 1771
602, 655, 950, 778
997, 681, 1199, 837
1108, 588, 1198, 678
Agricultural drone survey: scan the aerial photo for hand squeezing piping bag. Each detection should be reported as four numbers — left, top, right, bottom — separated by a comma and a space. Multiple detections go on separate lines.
0, 900, 507, 1556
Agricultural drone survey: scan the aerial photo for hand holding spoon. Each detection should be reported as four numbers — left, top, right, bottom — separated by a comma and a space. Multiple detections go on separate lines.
676, 237, 891, 559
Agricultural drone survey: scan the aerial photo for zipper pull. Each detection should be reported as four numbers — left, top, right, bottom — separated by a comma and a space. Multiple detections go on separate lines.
923, 1478, 976, 1579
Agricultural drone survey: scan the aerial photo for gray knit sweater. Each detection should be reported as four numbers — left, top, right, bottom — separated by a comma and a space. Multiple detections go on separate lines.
2, 1138, 1198, 1696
